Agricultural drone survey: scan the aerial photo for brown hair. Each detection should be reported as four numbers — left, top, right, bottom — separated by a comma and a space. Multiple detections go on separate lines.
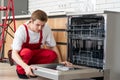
31, 10, 48, 22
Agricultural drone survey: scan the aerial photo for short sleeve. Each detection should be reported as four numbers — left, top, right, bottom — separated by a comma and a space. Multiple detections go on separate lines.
42, 24, 56, 47
11, 25, 26, 51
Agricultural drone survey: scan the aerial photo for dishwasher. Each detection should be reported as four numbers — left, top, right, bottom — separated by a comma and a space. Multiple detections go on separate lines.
31, 13, 111, 80
67, 14, 107, 80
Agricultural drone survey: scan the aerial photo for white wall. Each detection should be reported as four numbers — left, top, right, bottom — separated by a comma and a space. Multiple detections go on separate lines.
29, 0, 120, 15
96, 0, 120, 12
29, 0, 96, 15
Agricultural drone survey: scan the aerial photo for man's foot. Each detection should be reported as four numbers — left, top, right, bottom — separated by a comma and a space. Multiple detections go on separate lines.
16, 70, 38, 79
16, 70, 29, 79
30, 75, 38, 78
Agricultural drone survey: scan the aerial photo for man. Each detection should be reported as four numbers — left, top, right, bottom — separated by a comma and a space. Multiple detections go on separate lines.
12, 9, 72, 79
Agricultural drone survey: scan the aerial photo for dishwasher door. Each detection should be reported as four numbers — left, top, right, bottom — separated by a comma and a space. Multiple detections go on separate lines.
31, 63, 107, 80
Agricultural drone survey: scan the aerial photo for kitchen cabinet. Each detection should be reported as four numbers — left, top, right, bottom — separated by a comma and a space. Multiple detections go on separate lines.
47, 17, 67, 61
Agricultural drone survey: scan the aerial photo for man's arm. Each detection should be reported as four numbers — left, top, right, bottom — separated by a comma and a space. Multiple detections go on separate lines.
12, 50, 35, 76
12, 50, 28, 68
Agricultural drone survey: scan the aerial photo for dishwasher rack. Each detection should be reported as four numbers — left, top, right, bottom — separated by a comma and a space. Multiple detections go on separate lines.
67, 15, 105, 69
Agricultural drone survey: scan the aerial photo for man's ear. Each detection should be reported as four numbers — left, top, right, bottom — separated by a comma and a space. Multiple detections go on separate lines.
30, 19, 34, 23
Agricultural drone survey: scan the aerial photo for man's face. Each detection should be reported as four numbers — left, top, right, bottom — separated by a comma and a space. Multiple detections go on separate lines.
31, 19, 46, 32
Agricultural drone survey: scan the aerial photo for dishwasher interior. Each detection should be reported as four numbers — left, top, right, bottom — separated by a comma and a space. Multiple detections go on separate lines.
67, 14, 105, 69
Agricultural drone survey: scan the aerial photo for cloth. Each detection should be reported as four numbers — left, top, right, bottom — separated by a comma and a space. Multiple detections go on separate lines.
12, 21, 56, 51
16, 24, 57, 74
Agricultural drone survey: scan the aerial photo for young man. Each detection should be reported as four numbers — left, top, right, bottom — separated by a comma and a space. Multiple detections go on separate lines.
12, 10, 72, 79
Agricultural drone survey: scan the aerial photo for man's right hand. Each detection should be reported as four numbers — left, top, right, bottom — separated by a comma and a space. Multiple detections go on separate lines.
24, 65, 36, 77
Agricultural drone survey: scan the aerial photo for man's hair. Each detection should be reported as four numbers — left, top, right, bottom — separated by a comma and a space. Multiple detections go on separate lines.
31, 10, 48, 22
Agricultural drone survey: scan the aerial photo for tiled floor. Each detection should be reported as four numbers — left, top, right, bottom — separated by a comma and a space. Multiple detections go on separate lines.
0, 62, 50, 80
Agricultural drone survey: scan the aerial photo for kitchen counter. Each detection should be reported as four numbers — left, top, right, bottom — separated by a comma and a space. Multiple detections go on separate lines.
2, 11, 66, 20
2, 10, 114, 20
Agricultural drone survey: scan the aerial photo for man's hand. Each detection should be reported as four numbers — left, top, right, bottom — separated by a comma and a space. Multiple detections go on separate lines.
24, 65, 36, 77
60, 61, 73, 67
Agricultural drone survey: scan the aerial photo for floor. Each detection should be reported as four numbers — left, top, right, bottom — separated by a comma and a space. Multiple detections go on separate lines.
0, 62, 50, 80
0, 62, 93, 80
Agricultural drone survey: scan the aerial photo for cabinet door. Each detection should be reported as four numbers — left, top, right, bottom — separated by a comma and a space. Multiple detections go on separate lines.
47, 17, 67, 29
47, 17, 67, 61
31, 64, 107, 80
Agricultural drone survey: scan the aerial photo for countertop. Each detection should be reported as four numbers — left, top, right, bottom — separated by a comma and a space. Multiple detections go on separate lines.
2, 10, 119, 19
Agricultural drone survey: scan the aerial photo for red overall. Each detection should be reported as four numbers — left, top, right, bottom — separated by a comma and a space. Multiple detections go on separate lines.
17, 24, 57, 74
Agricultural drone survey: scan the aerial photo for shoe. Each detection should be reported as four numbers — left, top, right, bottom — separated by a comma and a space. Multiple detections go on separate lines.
16, 70, 29, 79
30, 75, 38, 78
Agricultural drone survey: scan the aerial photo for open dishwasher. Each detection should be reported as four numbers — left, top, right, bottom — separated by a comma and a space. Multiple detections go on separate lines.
67, 14, 108, 80
31, 14, 110, 80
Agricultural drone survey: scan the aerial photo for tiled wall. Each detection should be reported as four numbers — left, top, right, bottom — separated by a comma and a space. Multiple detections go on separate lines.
29, 0, 120, 15
29, 0, 96, 15
96, 0, 120, 12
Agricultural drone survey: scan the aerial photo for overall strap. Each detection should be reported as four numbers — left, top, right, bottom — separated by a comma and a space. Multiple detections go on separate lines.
39, 30, 43, 44
23, 24, 29, 43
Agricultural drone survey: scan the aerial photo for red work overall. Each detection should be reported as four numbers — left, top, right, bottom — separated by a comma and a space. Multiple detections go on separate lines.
17, 24, 57, 74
